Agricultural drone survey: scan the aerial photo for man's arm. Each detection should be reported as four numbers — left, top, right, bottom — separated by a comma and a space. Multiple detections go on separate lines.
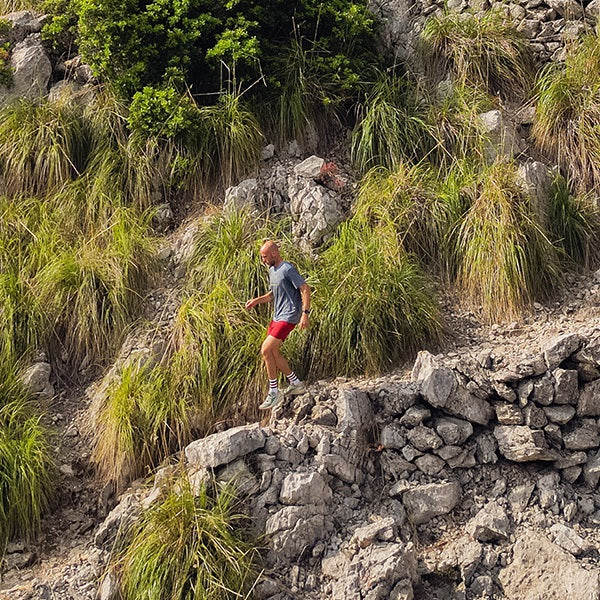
298, 283, 311, 329
245, 291, 273, 310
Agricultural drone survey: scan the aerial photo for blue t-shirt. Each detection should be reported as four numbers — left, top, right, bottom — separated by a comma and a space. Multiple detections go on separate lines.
269, 261, 306, 324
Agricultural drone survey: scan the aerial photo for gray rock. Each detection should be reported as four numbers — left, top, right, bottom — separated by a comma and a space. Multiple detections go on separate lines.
336, 387, 373, 433
578, 380, 600, 416
549, 523, 591, 556
94, 492, 141, 549
495, 403, 524, 425
400, 405, 431, 427
553, 369, 579, 404
382, 383, 420, 416
532, 375, 554, 406
402, 482, 461, 525
554, 451, 587, 469
414, 453, 445, 475
21, 362, 51, 394
516, 161, 554, 217
261, 144, 275, 160
279, 471, 332, 505
0, 35, 51, 107
508, 483, 535, 512
380, 423, 406, 449
351, 517, 397, 548
543, 405, 576, 424
215, 459, 259, 496
184, 423, 265, 468
406, 425, 443, 452
293, 155, 324, 178
224, 178, 259, 211
435, 417, 473, 445
97, 571, 120, 600
544, 333, 585, 369
583, 451, 600, 488
478, 109, 523, 162
265, 503, 327, 535
475, 432, 498, 464
523, 403, 548, 428
494, 426, 556, 462
499, 531, 600, 600
466, 501, 510, 542
321, 454, 356, 484
563, 420, 600, 450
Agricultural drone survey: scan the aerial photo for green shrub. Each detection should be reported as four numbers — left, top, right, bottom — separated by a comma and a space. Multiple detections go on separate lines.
455, 161, 562, 322
419, 10, 534, 100
309, 220, 442, 376
0, 42, 12, 88
0, 356, 55, 545
549, 174, 600, 269
116, 478, 259, 600
534, 33, 600, 192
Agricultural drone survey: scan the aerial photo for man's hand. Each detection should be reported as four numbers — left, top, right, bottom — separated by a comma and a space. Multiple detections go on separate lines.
245, 298, 258, 310
298, 312, 309, 330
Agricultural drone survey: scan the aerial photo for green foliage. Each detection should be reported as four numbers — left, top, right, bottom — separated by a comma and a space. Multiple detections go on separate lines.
0, 356, 55, 545
455, 161, 562, 322
92, 362, 189, 489
309, 220, 442, 376
419, 10, 534, 101
116, 478, 259, 600
0, 42, 12, 88
533, 33, 600, 192
40, 0, 78, 51
548, 174, 600, 269
351, 74, 433, 173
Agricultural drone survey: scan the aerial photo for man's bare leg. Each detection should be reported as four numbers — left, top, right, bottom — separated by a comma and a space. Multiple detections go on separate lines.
261, 335, 291, 379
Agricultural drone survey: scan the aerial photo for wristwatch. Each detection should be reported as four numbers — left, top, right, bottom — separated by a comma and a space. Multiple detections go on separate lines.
303, 309, 311, 314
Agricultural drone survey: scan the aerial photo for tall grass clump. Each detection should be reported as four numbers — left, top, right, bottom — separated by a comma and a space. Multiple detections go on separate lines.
534, 34, 600, 192
419, 10, 534, 100
200, 93, 263, 188
0, 356, 55, 545
309, 220, 441, 376
0, 0, 38, 12
116, 478, 259, 600
354, 162, 465, 269
169, 285, 269, 434
455, 161, 562, 322
92, 361, 189, 489
0, 99, 93, 198
351, 74, 433, 173
548, 174, 600, 269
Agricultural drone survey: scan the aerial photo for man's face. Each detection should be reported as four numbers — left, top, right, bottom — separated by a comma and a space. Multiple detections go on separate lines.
260, 248, 275, 267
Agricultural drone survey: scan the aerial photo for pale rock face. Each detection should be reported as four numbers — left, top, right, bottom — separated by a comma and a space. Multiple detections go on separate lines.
0, 34, 51, 107
401, 482, 461, 525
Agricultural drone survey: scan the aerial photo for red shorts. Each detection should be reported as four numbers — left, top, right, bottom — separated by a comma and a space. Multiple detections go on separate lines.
267, 320, 296, 341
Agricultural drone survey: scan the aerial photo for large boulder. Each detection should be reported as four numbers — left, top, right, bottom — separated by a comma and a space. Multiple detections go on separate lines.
494, 426, 556, 462
184, 423, 265, 468
0, 34, 51, 107
499, 531, 600, 600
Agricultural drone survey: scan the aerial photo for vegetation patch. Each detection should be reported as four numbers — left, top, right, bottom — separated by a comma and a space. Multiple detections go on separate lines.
115, 477, 259, 600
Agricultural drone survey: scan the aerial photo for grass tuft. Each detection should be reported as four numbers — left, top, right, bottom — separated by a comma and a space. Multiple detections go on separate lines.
455, 161, 562, 322
419, 10, 534, 101
533, 33, 600, 192
116, 477, 259, 600
0, 355, 55, 546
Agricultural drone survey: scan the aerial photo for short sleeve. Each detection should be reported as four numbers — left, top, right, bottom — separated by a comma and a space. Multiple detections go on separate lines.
285, 264, 306, 289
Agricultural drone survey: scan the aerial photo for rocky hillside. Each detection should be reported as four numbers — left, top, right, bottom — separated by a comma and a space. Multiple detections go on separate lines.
2, 261, 600, 599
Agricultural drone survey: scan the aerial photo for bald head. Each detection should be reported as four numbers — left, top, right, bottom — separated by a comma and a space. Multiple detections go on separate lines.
260, 240, 282, 268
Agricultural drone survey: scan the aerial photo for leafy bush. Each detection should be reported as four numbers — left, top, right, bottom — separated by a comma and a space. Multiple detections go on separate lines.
0, 356, 55, 545
534, 33, 600, 192
0, 42, 12, 88
116, 478, 259, 600
419, 10, 534, 100
455, 162, 562, 322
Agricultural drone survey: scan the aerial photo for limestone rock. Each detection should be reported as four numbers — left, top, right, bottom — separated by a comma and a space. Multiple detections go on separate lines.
279, 471, 332, 505
494, 426, 556, 462
184, 423, 265, 468
435, 417, 473, 445
402, 482, 461, 525
578, 380, 600, 416
466, 501, 510, 542
293, 155, 324, 178
336, 387, 373, 433
479, 109, 523, 162
21, 362, 51, 395
563, 420, 600, 450
553, 369, 579, 404
351, 517, 397, 548
499, 531, 600, 599
544, 333, 585, 369
549, 523, 592, 556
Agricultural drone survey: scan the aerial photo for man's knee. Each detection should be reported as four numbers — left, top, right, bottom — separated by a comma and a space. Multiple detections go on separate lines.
261, 337, 280, 359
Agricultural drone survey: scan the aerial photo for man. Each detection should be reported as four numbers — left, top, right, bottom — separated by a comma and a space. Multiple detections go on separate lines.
245, 240, 310, 410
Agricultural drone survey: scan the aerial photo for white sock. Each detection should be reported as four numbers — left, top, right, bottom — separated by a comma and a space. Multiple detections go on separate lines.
287, 372, 300, 385
269, 378, 278, 393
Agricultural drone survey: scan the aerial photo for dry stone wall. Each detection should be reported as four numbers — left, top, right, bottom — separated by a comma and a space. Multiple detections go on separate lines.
371, 0, 599, 64
89, 329, 600, 600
